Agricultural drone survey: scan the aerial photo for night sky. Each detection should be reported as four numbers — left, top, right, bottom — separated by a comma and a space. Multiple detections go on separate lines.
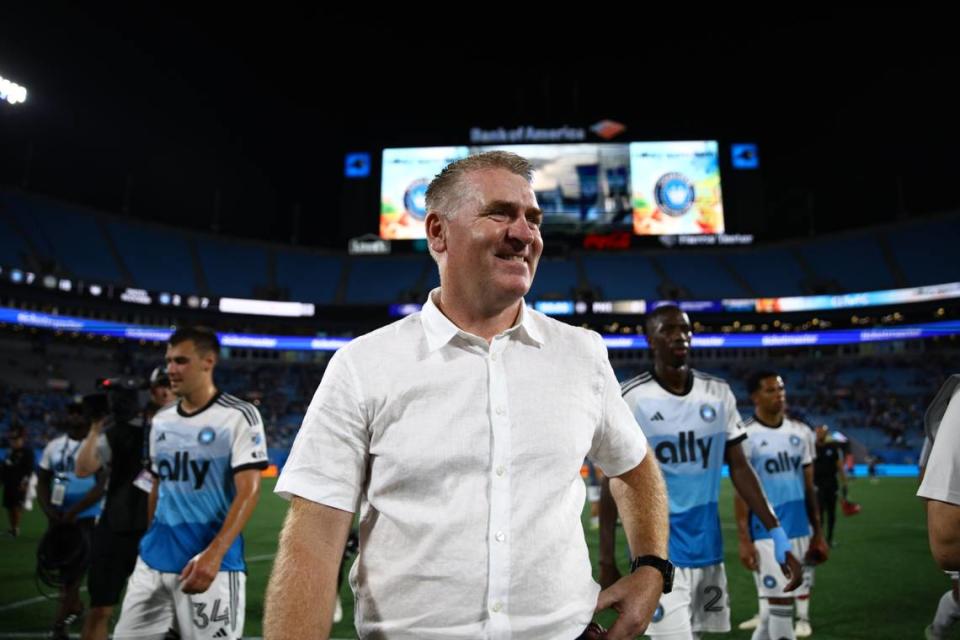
1, 7, 957, 248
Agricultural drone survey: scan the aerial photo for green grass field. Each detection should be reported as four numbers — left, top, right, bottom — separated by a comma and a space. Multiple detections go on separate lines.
0, 477, 953, 639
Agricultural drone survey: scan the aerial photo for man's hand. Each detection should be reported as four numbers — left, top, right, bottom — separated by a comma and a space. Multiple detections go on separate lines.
738, 539, 758, 571
595, 566, 662, 640
804, 534, 830, 565
780, 551, 803, 592
598, 560, 622, 590
179, 547, 224, 594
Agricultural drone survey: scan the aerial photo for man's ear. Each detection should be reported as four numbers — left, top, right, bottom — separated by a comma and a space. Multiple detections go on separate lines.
203, 351, 217, 373
425, 212, 447, 255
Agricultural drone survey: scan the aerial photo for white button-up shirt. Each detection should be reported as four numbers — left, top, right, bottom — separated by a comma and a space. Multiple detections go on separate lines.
277, 291, 648, 639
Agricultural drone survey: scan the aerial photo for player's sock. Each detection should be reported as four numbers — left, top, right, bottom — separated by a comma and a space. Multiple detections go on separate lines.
751, 611, 769, 640
932, 590, 960, 635
796, 593, 810, 621
769, 603, 795, 640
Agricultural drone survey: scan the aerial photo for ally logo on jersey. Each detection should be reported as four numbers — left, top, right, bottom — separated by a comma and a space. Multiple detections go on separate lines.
653, 429, 714, 469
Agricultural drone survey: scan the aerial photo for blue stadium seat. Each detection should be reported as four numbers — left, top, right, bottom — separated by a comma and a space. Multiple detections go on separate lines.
1, 191, 122, 281
724, 248, 807, 296
582, 254, 661, 299
0, 212, 31, 267
527, 258, 579, 300
799, 235, 895, 292
197, 238, 269, 298
888, 219, 960, 286
275, 250, 343, 303
344, 256, 431, 304
656, 253, 750, 298
107, 221, 198, 293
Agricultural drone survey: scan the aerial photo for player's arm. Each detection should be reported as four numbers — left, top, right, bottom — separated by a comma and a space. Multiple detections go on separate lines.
803, 464, 824, 540
928, 500, 960, 570
147, 473, 158, 525
264, 496, 353, 640
733, 491, 758, 571
598, 475, 621, 588
803, 463, 830, 565
179, 468, 261, 594
726, 442, 802, 590
596, 452, 669, 640
75, 418, 107, 477
63, 467, 108, 522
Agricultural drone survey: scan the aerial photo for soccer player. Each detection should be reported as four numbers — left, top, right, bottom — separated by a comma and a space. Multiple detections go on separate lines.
600, 306, 801, 640
734, 371, 827, 640
113, 327, 268, 640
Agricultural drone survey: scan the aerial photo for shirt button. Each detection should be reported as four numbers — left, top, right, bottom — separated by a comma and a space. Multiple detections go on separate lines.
495, 531, 505, 542
496, 465, 506, 476
491, 353, 498, 361
495, 406, 504, 415
491, 601, 502, 613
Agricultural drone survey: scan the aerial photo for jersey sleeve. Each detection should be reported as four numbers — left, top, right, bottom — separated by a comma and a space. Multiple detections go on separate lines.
724, 386, 747, 444
803, 425, 816, 466
97, 432, 112, 467
39, 440, 55, 472
918, 388, 960, 504
230, 402, 269, 472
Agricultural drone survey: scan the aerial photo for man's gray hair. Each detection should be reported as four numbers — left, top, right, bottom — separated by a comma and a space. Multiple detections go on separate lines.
425, 150, 533, 220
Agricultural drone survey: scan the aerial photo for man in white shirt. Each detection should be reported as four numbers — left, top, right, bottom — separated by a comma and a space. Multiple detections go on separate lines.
918, 375, 960, 640
265, 150, 670, 640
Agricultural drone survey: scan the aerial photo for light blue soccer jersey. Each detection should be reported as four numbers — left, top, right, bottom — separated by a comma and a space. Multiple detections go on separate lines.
621, 370, 746, 568
742, 416, 814, 540
39, 434, 102, 520
140, 392, 268, 573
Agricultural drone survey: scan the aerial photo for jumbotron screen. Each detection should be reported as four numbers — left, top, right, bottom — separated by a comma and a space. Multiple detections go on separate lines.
379, 141, 725, 239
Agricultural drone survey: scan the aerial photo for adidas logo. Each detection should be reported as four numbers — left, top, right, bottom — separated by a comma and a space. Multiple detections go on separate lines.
157, 432, 166, 442
213, 628, 228, 638
760, 440, 768, 447
651, 412, 665, 421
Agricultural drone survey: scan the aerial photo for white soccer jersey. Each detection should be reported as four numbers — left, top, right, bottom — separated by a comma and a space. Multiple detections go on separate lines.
140, 392, 268, 573
39, 434, 102, 520
621, 369, 746, 568
741, 415, 814, 540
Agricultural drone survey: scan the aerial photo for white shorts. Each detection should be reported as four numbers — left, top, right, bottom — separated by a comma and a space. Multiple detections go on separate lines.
754, 536, 810, 599
113, 556, 246, 640
646, 563, 730, 637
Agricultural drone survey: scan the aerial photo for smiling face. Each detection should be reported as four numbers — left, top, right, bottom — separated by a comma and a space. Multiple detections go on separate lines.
427, 167, 543, 315
165, 339, 215, 399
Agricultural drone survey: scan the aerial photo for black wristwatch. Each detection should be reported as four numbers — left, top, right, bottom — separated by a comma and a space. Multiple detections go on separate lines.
630, 555, 674, 594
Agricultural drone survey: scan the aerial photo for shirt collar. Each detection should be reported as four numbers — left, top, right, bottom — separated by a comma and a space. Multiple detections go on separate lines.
421, 288, 544, 352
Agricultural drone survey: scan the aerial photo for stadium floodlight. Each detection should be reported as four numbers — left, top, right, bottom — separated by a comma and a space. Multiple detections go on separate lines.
0, 73, 28, 105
